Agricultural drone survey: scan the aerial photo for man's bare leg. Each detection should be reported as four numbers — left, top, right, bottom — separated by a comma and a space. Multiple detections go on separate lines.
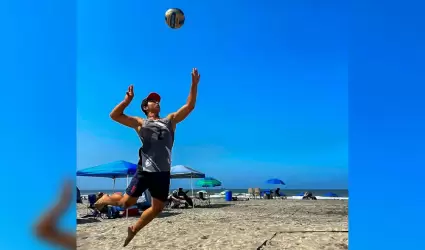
123, 198, 165, 247
95, 192, 137, 210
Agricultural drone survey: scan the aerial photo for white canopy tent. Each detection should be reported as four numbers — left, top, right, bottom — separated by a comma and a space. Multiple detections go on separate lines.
170, 165, 206, 207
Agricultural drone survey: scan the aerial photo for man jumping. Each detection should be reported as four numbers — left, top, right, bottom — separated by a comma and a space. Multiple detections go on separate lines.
95, 68, 200, 247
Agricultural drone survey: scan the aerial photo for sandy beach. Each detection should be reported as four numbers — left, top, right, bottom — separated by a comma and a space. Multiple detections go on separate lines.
77, 199, 348, 250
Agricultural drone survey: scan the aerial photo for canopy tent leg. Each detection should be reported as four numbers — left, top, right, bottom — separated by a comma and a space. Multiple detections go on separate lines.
190, 176, 194, 208
112, 178, 116, 193
206, 187, 210, 206
126, 175, 129, 220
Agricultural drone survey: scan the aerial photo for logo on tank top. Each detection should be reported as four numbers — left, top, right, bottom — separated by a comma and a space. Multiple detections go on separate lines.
145, 159, 153, 169
131, 185, 136, 194
153, 121, 167, 129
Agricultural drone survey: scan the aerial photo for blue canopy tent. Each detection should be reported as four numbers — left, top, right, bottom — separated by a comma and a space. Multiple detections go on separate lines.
77, 160, 137, 191
77, 160, 139, 219
170, 165, 205, 202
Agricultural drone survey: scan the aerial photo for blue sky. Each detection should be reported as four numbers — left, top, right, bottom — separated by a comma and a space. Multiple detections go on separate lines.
77, 0, 347, 190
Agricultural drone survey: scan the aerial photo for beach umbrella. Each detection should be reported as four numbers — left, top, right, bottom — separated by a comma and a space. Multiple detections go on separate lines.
196, 177, 222, 188
196, 178, 221, 206
265, 178, 286, 185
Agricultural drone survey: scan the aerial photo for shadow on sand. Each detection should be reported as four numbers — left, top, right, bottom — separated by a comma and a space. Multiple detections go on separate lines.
77, 218, 101, 225
197, 203, 234, 209
123, 211, 181, 219
157, 211, 181, 218
77, 211, 181, 224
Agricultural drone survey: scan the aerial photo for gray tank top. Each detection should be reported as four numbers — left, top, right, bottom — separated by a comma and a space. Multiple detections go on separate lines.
137, 118, 174, 172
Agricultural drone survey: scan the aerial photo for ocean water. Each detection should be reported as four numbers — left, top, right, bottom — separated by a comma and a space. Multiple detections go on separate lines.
80, 188, 348, 197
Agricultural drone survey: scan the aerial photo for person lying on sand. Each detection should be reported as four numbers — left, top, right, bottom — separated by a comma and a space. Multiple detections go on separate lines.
96, 192, 104, 201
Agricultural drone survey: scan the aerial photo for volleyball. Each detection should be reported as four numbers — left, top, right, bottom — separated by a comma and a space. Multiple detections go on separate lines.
165, 8, 185, 29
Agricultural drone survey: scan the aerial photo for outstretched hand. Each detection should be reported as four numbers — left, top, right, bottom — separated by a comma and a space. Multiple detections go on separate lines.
124, 85, 135, 103
34, 179, 76, 249
191, 68, 200, 85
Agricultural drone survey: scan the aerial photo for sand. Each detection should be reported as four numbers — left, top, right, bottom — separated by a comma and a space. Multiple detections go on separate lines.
77, 199, 348, 250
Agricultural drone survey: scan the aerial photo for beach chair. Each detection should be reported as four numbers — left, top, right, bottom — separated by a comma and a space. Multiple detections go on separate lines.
254, 188, 261, 199
262, 190, 273, 200
85, 194, 106, 219
248, 188, 255, 199
194, 192, 210, 207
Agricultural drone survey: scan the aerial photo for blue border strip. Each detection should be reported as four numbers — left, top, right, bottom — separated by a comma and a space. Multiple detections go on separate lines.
350, 0, 425, 249
0, 0, 76, 249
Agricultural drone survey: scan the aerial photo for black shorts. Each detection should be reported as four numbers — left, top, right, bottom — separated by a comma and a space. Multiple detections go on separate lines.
125, 171, 170, 202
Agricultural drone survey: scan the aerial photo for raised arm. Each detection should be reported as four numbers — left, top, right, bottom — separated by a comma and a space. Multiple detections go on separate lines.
168, 68, 200, 124
110, 85, 143, 129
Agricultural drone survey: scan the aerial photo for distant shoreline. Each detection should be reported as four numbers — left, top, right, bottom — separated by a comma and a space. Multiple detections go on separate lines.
79, 188, 348, 191
79, 188, 349, 198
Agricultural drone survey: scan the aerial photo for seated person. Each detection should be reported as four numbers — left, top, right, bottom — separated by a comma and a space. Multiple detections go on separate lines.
177, 188, 193, 207
172, 190, 184, 200
168, 191, 188, 208
302, 191, 317, 200
275, 188, 281, 197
